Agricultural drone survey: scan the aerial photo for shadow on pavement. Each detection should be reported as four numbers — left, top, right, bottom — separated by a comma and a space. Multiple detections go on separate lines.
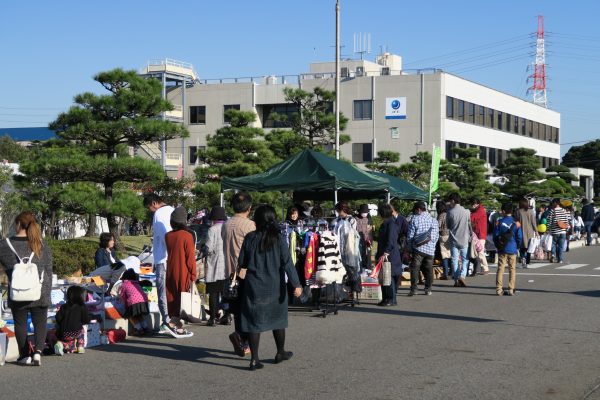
571, 290, 600, 298
344, 305, 503, 323
94, 338, 248, 369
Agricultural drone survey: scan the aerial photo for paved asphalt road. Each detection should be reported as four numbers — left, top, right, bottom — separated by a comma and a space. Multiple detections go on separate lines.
2, 243, 600, 400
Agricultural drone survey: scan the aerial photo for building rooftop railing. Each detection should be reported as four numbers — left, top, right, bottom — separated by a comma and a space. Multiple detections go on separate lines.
147, 58, 195, 70
196, 68, 442, 85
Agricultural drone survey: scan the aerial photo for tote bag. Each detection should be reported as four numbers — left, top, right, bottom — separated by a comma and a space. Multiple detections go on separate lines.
180, 281, 202, 319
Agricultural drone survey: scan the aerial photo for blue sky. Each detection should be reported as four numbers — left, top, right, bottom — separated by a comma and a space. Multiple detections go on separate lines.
1, 0, 599, 156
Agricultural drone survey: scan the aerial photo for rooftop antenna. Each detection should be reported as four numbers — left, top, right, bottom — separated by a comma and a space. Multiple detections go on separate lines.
527, 15, 547, 108
353, 32, 371, 60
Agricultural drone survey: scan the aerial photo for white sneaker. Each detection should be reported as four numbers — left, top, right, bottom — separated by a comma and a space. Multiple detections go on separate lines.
54, 341, 64, 356
32, 352, 41, 366
17, 356, 32, 365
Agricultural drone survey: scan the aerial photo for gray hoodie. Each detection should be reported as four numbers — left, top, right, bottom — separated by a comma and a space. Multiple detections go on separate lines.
446, 204, 472, 249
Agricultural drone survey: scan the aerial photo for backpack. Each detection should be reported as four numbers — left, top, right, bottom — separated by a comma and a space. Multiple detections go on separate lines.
495, 223, 515, 252
6, 238, 43, 302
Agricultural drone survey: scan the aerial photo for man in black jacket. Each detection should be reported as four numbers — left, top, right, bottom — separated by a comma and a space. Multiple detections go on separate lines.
581, 199, 596, 246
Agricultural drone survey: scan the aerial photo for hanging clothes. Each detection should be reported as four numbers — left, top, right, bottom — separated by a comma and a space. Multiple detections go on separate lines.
316, 231, 346, 284
289, 230, 297, 265
333, 216, 361, 270
304, 232, 318, 280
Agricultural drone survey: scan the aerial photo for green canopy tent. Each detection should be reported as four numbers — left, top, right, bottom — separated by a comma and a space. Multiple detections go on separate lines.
220, 149, 389, 200
366, 171, 428, 201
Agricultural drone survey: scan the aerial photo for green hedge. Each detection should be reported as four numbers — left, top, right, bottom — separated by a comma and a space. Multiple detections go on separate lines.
47, 239, 99, 278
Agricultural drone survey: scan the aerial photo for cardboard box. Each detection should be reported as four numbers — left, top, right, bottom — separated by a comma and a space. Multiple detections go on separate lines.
358, 283, 382, 301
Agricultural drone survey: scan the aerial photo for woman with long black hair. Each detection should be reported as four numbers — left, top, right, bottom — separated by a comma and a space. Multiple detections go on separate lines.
238, 205, 302, 370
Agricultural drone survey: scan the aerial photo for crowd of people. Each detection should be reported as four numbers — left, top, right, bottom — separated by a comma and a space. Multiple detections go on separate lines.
0, 192, 597, 370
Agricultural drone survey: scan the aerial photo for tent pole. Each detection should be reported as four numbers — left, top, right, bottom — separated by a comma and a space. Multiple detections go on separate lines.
281, 192, 285, 220
387, 192, 391, 204
334, 190, 338, 205
220, 192, 224, 207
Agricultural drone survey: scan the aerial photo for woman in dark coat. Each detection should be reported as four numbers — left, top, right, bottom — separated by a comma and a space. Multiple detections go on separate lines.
375, 203, 401, 307
238, 205, 302, 370
94, 232, 117, 268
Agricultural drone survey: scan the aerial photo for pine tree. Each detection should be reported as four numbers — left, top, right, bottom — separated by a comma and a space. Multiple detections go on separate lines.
194, 109, 279, 209
47, 68, 187, 243
445, 147, 499, 205
279, 87, 349, 149
494, 148, 545, 200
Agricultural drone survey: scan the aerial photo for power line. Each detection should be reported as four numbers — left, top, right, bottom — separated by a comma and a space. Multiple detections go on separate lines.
404, 34, 533, 66
560, 139, 599, 146
434, 45, 534, 69
451, 53, 532, 74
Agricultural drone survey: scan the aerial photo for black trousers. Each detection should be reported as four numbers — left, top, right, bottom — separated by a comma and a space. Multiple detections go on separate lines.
410, 252, 434, 291
12, 306, 48, 358
206, 280, 225, 319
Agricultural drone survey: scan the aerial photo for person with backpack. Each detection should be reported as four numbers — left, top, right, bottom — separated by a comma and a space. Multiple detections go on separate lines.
0, 212, 53, 366
547, 198, 570, 263
493, 203, 522, 296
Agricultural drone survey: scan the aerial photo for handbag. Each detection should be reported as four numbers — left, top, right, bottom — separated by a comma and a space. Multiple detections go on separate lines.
222, 270, 239, 301
527, 237, 540, 254
369, 256, 384, 279
180, 281, 202, 319
379, 256, 392, 286
412, 227, 432, 248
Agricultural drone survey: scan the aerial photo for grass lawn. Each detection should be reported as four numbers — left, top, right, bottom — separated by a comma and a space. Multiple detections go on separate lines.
78, 235, 152, 257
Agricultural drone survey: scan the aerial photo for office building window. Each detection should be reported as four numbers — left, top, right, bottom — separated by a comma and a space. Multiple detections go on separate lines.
479, 146, 487, 162
353, 100, 373, 120
489, 148, 496, 167
521, 118, 526, 135
497, 111, 503, 131
478, 105, 485, 125
263, 103, 299, 128
352, 142, 373, 163
555, 127, 560, 143
446, 96, 454, 118
486, 108, 494, 128
526, 120, 533, 137
457, 100, 465, 121
467, 103, 475, 123
505, 114, 511, 132
189, 106, 206, 124
445, 140, 456, 159
188, 145, 206, 165
513, 116, 519, 133
223, 104, 241, 123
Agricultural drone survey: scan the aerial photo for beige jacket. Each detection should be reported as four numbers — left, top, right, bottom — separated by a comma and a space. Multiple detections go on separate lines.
221, 215, 256, 277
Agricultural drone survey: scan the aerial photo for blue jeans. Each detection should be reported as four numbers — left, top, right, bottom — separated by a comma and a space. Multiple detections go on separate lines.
451, 246, 469, 281
584, 222, 593, 245
154, 263, 170, 325
441, 258, 450, 277
551, 233, 566, 262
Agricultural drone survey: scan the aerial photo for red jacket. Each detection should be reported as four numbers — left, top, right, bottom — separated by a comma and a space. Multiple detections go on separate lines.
471, 205, 487, 240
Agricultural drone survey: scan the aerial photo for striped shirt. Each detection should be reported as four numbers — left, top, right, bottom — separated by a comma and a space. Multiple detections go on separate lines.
547, 206, 570, 235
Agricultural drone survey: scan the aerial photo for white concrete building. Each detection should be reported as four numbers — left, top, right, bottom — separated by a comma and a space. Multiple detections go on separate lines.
141, 55, 561, 179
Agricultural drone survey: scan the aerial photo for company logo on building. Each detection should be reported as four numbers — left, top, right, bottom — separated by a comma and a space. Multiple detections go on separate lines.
385, 97, 406, 119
